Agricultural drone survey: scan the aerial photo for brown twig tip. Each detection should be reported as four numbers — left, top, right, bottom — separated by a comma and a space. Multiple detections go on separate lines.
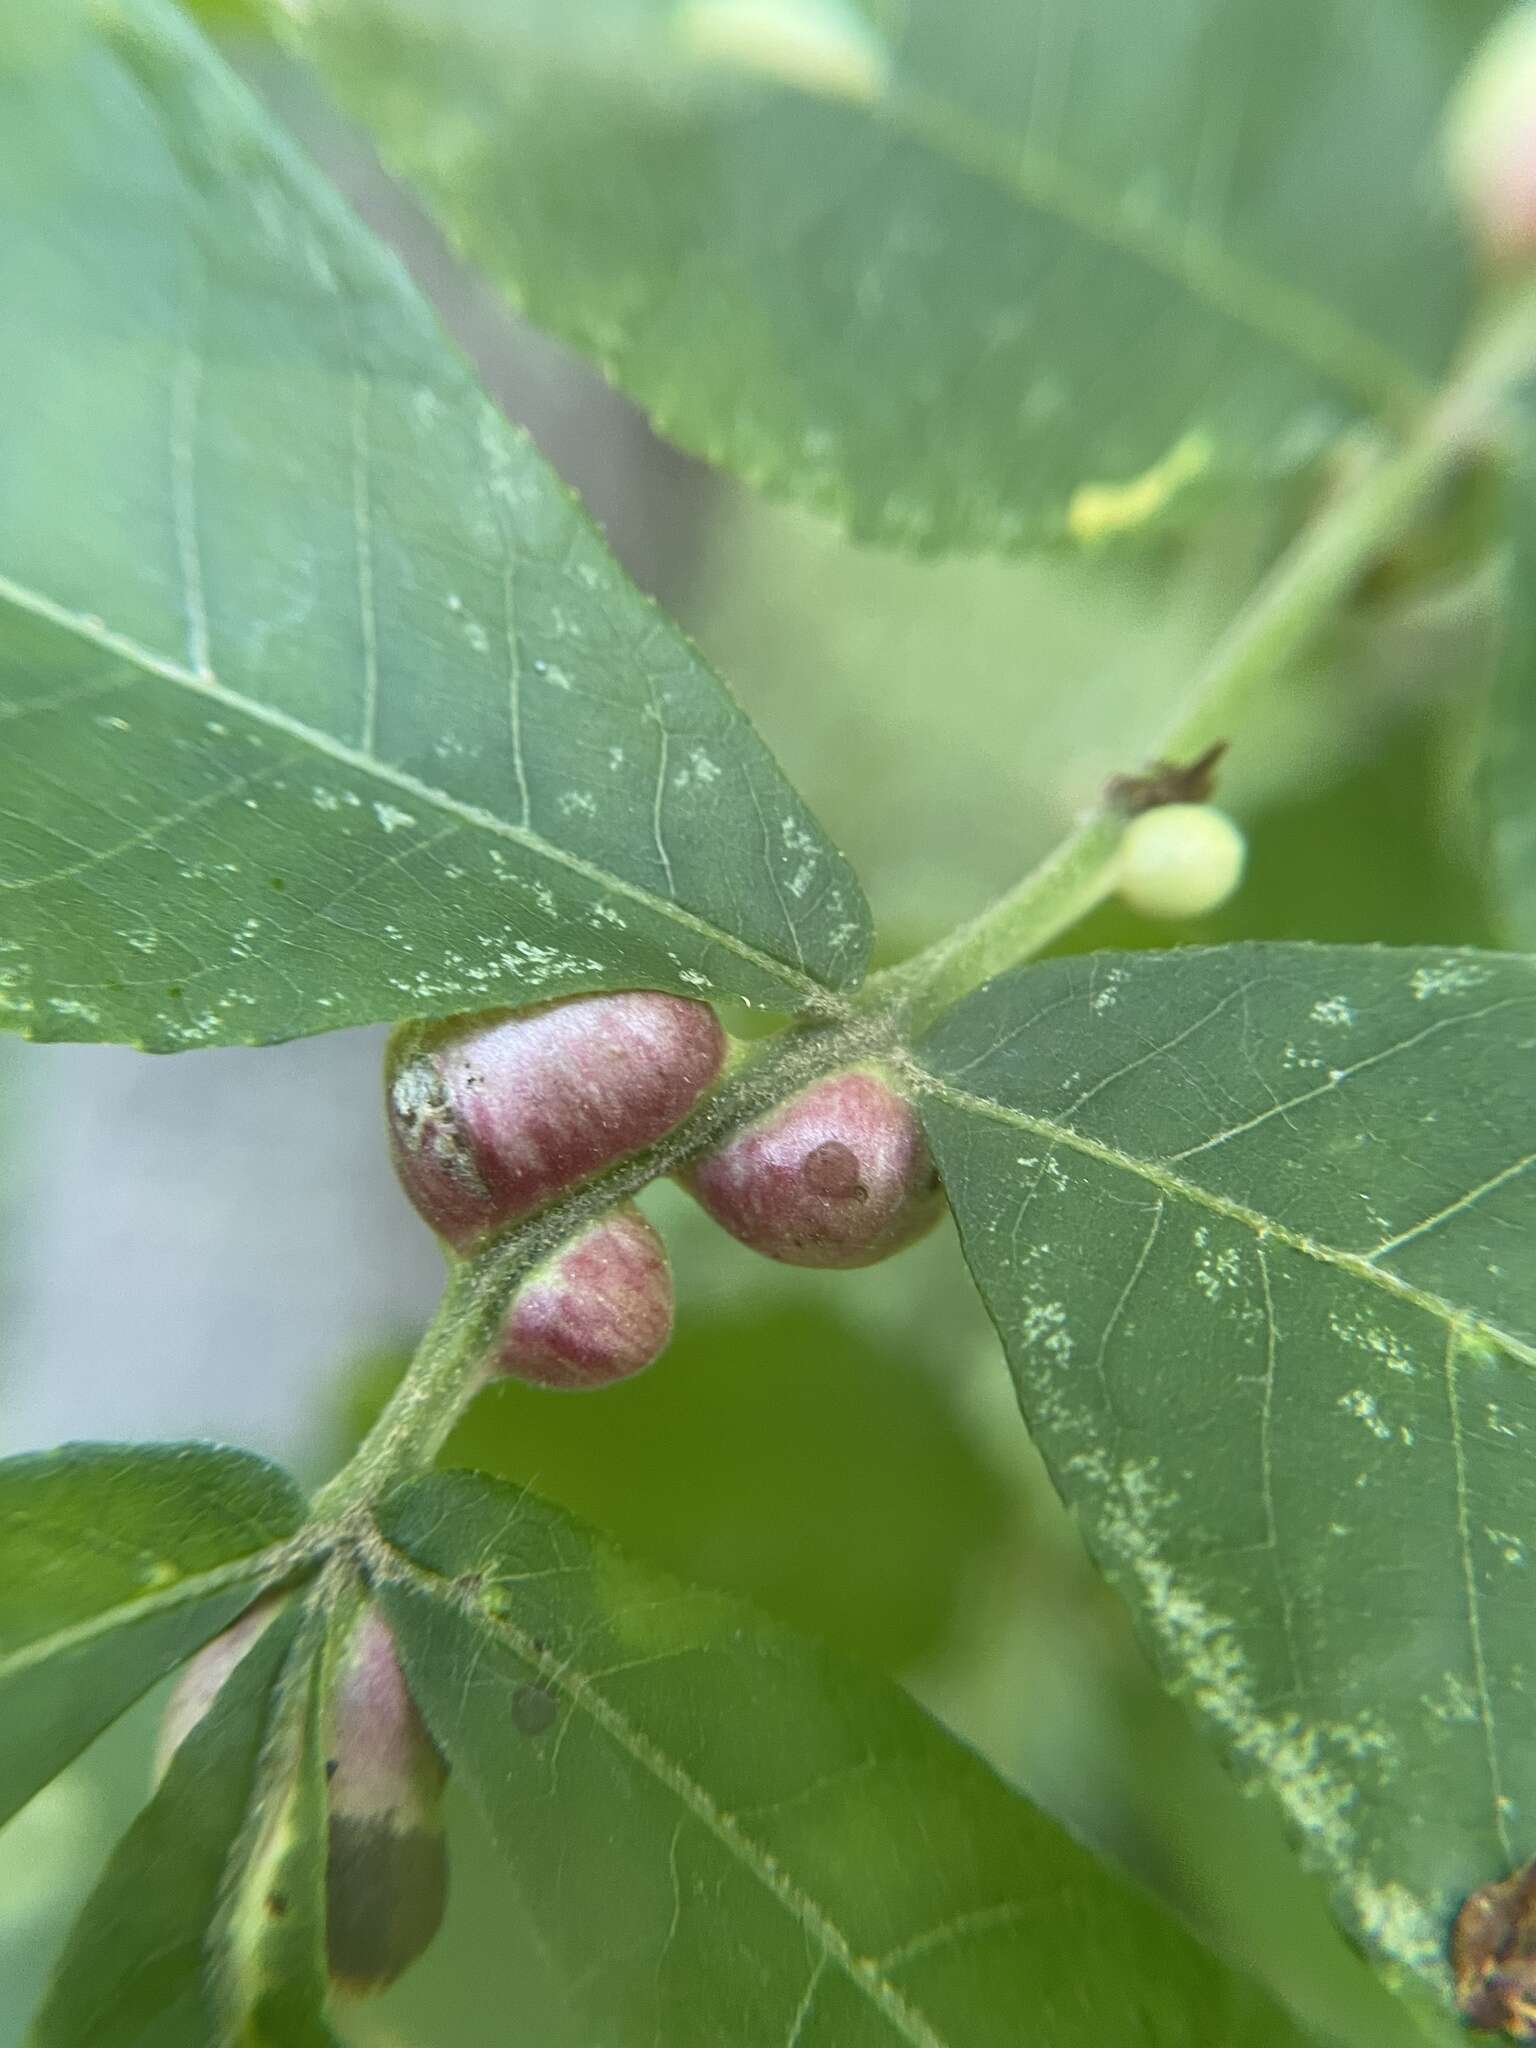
1105, 740, 1230, 815
1453, 1860, 1536, 2039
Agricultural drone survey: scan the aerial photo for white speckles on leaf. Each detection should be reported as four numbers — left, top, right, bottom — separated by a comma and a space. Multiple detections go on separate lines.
1310, 995, 1355, 1027
1193, 1244, 1242, 1299
1338, 1389, 1396, 1443
1017, 1298, 1072, 1363
373, 802, 417, 834
1328, 1312, 1417, 1376
1349, 1880, 1443, 1975
1411, 958, 1494, 1001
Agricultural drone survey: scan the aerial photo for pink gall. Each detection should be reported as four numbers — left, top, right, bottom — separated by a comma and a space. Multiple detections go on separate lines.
684, 1068, 944, 1268
386, 992, 726, 1247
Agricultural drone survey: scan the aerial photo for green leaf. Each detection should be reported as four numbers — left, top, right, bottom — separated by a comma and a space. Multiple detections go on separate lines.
266, 0, 1485, 554
915, 943, 1536, 2007
0, 0, 867, 1051
433, 1294, 1014, 1670
29, 1594, 304, 2048
372, 1468, 1314, 2048
1482, 440, 1536, 948
213, 1589, 340, 2048
0, 1442, 305, 1826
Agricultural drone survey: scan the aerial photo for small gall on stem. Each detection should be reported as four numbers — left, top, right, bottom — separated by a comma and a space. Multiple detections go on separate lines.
325, 1606, 449, 1998
492, 1202, 674, 1390
1446, 6, 1536, 264
683, 1068, 945, 1268
1113, 803, 1246, 921
156, 1602, 448, 1998
386, 992, 727, 1247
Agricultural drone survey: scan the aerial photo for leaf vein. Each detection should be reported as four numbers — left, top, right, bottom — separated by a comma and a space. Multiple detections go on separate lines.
912, 1068, 1536, 1368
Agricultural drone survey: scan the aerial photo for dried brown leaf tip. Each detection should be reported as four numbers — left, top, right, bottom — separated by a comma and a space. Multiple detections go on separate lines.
1105, 740, 1229, 815
1454, 1860, 1536, 2038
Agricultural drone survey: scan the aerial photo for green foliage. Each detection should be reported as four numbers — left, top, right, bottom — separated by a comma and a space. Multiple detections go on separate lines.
374, 1469, 1314, 2047
918, 943, 1536, 2004
29, 1600, 310, 2047
437, 1293, 1012, 1671
4, 0, 1536, 2040
0, 0, 865, 1050
0, 1444, 304, 1825
263, 0, 1488, 552
213, 1595, 340, 2048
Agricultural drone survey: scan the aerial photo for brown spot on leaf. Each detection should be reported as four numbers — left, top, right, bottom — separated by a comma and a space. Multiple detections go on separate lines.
1454, 1860, 1536, 2039
510, 1682, 558, 1738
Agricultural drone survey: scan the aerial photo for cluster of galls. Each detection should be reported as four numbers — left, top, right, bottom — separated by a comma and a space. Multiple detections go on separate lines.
386, 991, 946, 1391
160, 1000, 944, 1999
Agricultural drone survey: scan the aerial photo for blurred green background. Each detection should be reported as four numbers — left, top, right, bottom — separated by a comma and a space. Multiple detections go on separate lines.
0, 18, 1501, 2048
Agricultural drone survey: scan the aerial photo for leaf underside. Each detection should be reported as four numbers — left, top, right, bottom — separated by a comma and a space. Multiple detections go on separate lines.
0, 1442, 304, 1827
373, 1468, 1313, 2048
917, 942, 1536, 2006
28, 1598, 306, 2048
268, 0, 1486, 553
0, 0, 868, 1051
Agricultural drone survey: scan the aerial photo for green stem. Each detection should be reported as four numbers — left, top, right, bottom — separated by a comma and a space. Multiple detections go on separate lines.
888, 282, 1536, 1035
311, 1256, 496, 1518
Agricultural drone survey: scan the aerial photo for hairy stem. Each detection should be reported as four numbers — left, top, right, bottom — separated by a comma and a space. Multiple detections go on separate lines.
884, 282, 1536, 1035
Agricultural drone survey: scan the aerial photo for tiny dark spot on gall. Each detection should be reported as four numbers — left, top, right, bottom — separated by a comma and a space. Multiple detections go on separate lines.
801, 1140, 867, 1202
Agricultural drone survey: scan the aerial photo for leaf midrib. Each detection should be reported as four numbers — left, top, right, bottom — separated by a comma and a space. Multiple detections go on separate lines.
885, 86, 1432, 422
0, 1538, 304, 1685
912, 1068, 1536, 1369
379, 1543, 953, 2048
0, 569, 839, 1007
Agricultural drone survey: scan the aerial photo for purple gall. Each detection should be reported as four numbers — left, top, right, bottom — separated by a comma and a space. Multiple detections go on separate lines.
324, 1606, 449, 1997
155, 1602, 448, 1998
684, 1068, 944, 1268
492, 1202, 673, 1390
387, 992, 727, 1247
